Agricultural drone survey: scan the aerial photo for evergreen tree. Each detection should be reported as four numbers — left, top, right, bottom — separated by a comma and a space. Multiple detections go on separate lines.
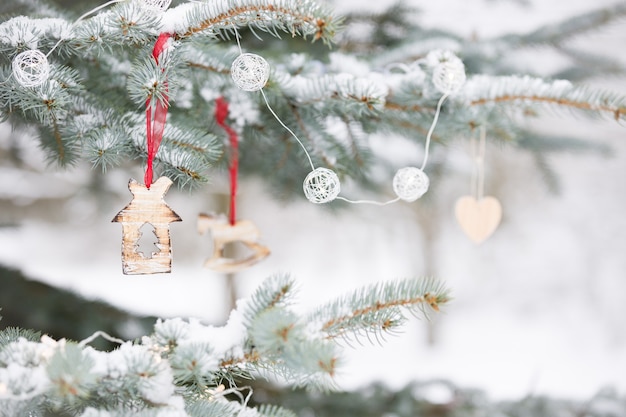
0, 0, 625, 415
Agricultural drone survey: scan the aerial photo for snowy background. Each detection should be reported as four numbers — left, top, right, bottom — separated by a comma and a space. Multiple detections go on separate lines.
1, 0, 625, 403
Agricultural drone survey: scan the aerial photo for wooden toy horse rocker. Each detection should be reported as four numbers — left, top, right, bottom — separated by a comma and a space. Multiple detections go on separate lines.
197, 213, 270, 273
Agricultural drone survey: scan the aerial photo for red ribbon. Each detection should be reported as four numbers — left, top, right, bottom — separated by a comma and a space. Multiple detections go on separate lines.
215, 97, 239, 226
145, 32, 172, 188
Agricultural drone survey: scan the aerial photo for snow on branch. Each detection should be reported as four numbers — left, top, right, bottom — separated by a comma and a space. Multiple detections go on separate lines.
0, 275, 449, 415
169, 0, 339, 44
279, 72, 388, 115
0, 16, 70, 52
465, 75, 626, 121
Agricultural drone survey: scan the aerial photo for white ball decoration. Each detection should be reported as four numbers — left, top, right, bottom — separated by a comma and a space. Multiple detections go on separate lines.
231, 53, 270, 92
141, 0, 172, 11
12, 50, 50, 88
303, 168, 341, 204
432, 54, 466, 94
393, 167, 429, 202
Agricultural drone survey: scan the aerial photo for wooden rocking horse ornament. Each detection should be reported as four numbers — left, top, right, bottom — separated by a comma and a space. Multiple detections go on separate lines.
198, 213, 270, 273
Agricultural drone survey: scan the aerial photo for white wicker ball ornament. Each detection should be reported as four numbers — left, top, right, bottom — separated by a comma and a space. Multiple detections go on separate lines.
12, 50, 50, 88
393, 167, 429, 202
432, 56, 466, 94
303, 168, 341, 204
231, 53, 270, 92
141, 0, 172, 11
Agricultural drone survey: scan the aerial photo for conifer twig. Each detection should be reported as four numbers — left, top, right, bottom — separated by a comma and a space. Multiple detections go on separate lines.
470, 94, 626, 121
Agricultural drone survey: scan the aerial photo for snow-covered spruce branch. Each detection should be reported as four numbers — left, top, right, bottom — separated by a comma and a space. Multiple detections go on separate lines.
0, 16, 71, 55
183, 55, 388, 115
306, 277, 451, 342
242, 273, 296, 324
465, 75, 626, 121
0, 275, 449, 416
0, 2, 159, 55
172, 0, 338, 44
279, 72, 387, 115
0, 0, 338, 64
380, 72, 626, 123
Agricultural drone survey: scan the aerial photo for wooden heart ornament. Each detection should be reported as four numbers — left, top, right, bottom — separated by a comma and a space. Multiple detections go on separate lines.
454, 196, 502, 244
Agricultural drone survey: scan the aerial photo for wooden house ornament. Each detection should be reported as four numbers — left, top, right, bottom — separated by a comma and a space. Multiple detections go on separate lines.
113, 177, 182, 275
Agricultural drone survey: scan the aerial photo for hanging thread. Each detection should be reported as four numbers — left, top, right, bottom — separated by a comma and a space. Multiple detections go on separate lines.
471, 125, 487, 200
215, 97, 239, 226
145, 32, 173, 188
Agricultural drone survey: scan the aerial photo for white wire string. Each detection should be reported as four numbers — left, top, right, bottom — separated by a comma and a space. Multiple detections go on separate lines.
78, 330, 126, 347
208, 384, 254, 416
259, 89, 315, 171
333, 89, 451, 207
420, 91, 450, 171
232, 24, 415, 206
335, 196, 401, 205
